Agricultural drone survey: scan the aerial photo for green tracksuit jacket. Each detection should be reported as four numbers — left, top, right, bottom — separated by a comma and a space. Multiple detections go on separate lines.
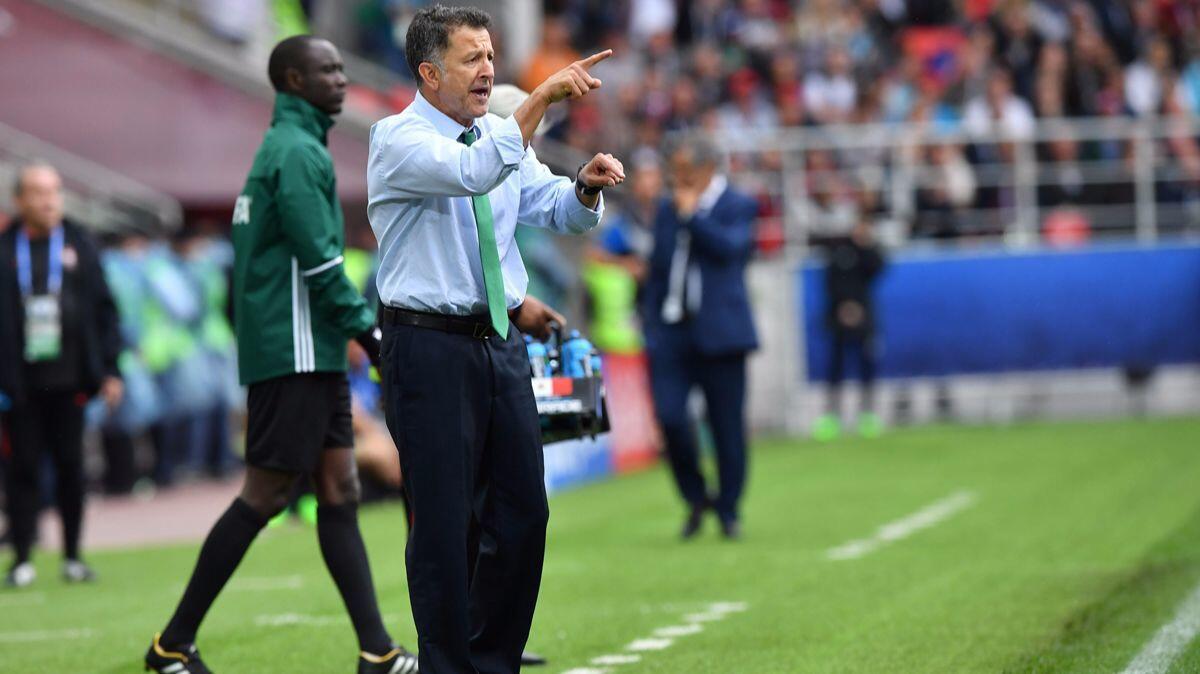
231, 93, 373, 385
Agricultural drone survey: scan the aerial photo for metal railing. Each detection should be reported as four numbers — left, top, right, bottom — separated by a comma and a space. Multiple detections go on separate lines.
713, 115, 1200, 251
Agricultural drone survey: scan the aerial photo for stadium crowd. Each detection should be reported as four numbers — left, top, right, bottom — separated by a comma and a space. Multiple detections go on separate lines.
328, 0, 1200, 241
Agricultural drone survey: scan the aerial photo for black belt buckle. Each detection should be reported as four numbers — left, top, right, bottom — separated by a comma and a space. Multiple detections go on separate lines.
472, 323, 491, 339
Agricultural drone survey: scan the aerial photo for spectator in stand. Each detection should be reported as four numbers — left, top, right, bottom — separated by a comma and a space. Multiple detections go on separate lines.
813, 190, 887, 441
718, 67, 779, 134
964, 67, 1036, 140
1125, 36, 1175, 116
582, 153, 664, 355
805, 46, 858, 125
0, 163, 123, 588
914, 143, 978, 238
519, 15, 581, 94
991, 0, 1042, 102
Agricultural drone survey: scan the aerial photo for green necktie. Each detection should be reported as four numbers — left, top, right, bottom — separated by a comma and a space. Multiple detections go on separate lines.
460, 129, 509, 337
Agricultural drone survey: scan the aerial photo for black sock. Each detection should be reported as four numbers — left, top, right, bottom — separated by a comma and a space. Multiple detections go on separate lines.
161, 498, 266, 646
316, 503, 392, 655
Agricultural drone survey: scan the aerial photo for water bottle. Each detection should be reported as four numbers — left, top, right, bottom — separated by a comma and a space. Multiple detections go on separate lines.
525, 335, 547, 378
562, 331, 597, 378
559, 331, 582, 378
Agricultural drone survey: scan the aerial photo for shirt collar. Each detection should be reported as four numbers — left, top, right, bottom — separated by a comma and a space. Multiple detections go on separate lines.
697, 174, 728, 214
411, 91, 479, 140
272, 93, 335, 143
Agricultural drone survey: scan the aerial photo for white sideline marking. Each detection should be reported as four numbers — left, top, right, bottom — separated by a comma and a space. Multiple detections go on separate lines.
826, 490, 977, 560
230, 575, 304, 591
592, 655, 641, 665
627, 638, 673, 651
654, 624, 704, 637
1121, 580, 1200, 674
559, 601, 746, 673
0, 628, 93, 643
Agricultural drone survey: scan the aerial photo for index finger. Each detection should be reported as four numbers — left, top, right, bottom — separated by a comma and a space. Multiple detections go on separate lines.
578, 49, 613, 69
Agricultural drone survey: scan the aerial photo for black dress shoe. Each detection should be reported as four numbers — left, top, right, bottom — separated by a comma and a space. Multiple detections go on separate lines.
720, 518, 742, 540
521, 650, 547, 666
681, 505, 706, 539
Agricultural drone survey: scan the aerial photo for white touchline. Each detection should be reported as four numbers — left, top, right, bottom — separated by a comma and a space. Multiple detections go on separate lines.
627, 638, 673, 651
592, 655, 641, 665
0, 628, 94, 643
654, 624, 704, 637
559, 601, 749, 673
827, 490, 977, 561
1121, 579, 1200, 674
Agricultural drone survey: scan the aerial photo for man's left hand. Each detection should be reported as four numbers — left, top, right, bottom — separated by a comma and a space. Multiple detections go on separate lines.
512, 295, 566, 340
100, 376, 124, 409
579, 153, 625, 191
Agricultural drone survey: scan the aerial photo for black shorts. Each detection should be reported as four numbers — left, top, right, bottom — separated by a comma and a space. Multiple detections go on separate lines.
245, 372, 353, 473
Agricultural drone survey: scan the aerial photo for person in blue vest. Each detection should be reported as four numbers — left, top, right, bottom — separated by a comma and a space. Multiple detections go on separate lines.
643, 135, 759, 540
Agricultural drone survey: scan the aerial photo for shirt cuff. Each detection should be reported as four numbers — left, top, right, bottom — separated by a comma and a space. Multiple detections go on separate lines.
491, 115, 527, 167
561, 187, 604, 232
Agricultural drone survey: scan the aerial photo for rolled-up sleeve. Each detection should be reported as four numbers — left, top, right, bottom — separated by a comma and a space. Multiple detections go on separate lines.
370, 114, 526, 199
515, 146, 604, 234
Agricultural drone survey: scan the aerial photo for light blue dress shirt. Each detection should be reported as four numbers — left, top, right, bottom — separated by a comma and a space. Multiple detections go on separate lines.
367, 92, 603, 315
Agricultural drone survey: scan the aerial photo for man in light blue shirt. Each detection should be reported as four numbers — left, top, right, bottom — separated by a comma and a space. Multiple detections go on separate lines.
366, 6, 623, 673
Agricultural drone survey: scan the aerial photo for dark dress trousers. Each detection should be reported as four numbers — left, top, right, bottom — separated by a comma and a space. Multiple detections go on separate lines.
380, 319, 547, 674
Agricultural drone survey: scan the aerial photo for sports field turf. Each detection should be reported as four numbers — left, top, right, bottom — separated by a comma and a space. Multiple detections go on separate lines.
2, 416, 1200, 673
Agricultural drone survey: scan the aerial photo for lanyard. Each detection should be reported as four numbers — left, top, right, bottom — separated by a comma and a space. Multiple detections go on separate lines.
15, 226, 64, 297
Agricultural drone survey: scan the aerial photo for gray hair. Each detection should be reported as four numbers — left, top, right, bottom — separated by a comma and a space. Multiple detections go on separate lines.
662, 132, 723, 170
405, 5, 491, 83
12, 161, 58, 197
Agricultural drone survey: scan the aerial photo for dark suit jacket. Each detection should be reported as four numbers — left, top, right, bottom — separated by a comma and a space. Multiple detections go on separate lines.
0, 219, 122, 405
642, 185, 760, 356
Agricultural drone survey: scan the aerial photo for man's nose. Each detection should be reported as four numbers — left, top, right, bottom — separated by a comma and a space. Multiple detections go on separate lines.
480, 60, 494, 79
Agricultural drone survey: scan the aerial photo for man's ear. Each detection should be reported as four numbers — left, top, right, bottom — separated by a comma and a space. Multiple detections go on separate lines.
418, 62, 441, 92
285, 66, 305, 93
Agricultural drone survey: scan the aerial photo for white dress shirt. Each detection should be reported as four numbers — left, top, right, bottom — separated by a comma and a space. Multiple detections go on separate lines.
367, 92, 603, 315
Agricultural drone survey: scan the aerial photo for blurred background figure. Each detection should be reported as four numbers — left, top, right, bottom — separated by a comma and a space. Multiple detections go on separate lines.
0, 163, 123, 587
813, 188, 888, 441
644, 135, 759, 540
583, 148, 662, 356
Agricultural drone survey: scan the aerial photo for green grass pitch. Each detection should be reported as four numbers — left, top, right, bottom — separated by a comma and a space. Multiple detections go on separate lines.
3, 416, 1200, 673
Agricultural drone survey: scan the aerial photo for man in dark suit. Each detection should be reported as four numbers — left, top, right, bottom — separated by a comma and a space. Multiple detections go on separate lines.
0, 163, 124, 587
643, 136, 759, 540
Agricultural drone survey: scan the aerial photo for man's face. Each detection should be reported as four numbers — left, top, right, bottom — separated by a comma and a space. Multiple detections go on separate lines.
668, 150, 714, 192
294, 40, 348, 116
431, 26, 495, 124
15, 167, 64, 232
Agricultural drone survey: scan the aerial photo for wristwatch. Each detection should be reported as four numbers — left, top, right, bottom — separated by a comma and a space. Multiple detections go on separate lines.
575, 162, 603, 195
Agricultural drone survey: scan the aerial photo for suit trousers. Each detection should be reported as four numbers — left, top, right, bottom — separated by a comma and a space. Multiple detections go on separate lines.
2, 390, 87, 563
381, 322, 548, 674
647, 326, 749, 523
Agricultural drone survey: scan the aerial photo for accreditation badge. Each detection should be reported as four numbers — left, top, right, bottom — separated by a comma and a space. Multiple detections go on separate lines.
23, 294, 62, 362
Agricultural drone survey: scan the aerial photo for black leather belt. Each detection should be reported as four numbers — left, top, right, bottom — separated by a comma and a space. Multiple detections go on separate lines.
380, 306, 497, 339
